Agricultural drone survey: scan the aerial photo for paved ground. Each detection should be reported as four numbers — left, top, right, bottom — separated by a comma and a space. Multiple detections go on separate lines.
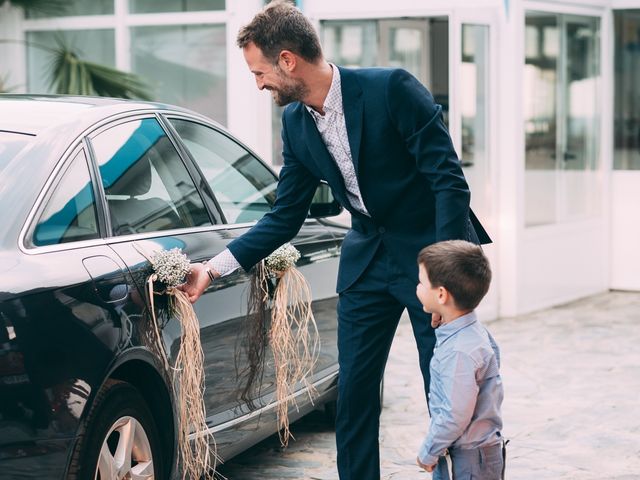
217, 291, 640, 479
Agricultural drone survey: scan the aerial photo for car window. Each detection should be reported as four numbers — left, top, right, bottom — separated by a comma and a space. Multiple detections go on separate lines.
90, 118, 212, 236
32, 149, 100, 246
169, 119, 277, 224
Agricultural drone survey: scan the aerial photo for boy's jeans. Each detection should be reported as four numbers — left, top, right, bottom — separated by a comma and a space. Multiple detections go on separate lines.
433, 443, 504, 480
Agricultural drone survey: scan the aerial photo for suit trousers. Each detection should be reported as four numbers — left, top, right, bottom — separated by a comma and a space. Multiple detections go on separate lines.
335, 243, 436, 479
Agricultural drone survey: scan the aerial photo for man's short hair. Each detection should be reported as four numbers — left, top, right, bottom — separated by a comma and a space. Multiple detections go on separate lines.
418, 240, 492, 311
236, 0, 323, 64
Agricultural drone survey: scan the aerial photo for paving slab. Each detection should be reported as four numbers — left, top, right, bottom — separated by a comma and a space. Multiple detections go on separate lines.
217, 291, 640, 479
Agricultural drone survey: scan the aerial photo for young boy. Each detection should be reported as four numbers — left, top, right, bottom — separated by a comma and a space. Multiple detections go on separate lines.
415, 240, 504, 479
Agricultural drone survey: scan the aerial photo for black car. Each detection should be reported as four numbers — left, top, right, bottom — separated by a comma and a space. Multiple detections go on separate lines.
0, 95, 345, 479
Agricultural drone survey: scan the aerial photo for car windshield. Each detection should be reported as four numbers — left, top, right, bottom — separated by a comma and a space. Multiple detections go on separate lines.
0, 131, 33, 169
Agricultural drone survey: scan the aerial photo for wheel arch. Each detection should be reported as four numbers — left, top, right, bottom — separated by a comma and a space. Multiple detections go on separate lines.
109, 352, 176, 475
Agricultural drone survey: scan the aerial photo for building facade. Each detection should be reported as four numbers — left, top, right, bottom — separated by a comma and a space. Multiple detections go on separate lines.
1, 0, 638, 318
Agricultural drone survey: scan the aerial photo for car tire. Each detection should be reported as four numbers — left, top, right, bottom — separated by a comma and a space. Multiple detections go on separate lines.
324, 378, 385, 425
67, 379, 167, 480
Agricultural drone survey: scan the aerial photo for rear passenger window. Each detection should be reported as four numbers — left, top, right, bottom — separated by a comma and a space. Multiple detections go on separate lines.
32, 150, 100, 247
90, 118, 212, 236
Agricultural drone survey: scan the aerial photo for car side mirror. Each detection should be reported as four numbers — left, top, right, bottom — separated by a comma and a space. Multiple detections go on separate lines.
308, 181, 343, 218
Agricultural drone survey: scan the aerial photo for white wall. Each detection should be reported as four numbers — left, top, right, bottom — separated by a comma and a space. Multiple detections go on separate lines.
610, 172, 640, 290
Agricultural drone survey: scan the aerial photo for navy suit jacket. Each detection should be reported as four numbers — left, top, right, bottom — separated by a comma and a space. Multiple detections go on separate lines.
227, 67, 491, 293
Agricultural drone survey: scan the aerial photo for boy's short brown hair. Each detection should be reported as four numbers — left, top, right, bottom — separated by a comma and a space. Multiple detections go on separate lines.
236, 0, 323, 64
417, 240, 491, 311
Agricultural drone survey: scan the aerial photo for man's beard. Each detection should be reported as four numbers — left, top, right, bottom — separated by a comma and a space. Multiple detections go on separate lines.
269, 69, 308, 106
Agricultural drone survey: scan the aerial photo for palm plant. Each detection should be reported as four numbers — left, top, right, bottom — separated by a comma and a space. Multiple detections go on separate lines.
1, 0, 153, 100
1, 0, 71, 16
47, 36, 153, 99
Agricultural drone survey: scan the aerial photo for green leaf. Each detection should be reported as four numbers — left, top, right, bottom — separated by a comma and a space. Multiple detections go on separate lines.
5, 0, 72, 16
49, 36, 153, 100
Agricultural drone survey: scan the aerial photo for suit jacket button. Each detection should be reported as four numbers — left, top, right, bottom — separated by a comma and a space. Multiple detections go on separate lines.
378, 227, 386, 234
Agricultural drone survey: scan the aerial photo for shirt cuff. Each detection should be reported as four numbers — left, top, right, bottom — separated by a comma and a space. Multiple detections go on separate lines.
418, 441, 439, 467
208, 249, 240, 277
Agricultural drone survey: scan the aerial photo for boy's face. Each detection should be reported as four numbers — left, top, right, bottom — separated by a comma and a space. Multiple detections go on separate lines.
416, 264, 439, 314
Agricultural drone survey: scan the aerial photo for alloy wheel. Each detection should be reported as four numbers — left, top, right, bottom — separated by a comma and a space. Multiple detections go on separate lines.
95, 415, 155, 480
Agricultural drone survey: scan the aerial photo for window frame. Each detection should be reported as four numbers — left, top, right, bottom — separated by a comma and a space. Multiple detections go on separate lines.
24, 144, 106, 250
85, 112, 221, 238
162, 113, 280, 226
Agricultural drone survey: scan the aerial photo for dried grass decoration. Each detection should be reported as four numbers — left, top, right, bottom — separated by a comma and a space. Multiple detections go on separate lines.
247, 243, 319, 446
135, 245, 217, 480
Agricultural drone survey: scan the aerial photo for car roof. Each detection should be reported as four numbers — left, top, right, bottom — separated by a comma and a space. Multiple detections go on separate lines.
0, 94, 196, 135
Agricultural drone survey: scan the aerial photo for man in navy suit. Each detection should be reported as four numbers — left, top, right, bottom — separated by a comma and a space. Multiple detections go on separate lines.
183, 2, 490, 478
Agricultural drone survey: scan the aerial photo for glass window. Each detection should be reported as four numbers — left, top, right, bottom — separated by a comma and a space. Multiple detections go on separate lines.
32, 150, 99, 246
460, 24, 490, 223
26, 29, 115, 94
130, 0, 224, 13
91, 118, 211, 236
170, 119, 277, 224
131, 24, 226, 124
614, 10, 640, 170
524, 13, 600, 226
26, 0, 113, 18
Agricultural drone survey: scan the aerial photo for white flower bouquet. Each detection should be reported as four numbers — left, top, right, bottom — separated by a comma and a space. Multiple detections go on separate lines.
134, 244, 216, 479
245, 243, 318, 446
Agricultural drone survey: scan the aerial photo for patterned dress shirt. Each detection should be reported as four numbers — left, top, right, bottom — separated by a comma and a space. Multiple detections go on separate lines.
209, 64, 366, 276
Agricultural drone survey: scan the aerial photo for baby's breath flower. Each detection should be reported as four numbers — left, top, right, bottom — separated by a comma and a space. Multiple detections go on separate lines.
151, 247, 191, 288
266, 243, 301, 272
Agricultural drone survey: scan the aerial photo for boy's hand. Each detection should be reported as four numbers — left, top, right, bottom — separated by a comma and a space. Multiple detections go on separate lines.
431, 312, 443, 328
416, 456, 436, 472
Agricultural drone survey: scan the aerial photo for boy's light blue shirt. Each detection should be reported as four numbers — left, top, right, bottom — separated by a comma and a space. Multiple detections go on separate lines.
418, 311, 504, 466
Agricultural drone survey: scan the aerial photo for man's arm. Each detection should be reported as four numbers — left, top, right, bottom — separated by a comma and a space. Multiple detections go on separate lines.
181, 112, 320, 303
385, 69, 471, 242
418, 350, 479, 465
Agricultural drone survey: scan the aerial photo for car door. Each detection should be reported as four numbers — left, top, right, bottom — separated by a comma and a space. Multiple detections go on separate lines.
85, 115, 259, 445
164, 117, 341, 401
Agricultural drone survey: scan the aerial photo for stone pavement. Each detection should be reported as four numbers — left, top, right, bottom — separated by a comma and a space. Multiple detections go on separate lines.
217, 291, 640, 479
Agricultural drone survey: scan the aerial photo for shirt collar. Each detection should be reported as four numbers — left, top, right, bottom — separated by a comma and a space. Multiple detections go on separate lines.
305, 63, 342, 119
435, 311, 478, 345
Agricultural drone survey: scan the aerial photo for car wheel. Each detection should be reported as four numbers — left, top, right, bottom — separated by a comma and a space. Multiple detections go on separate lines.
324, 378, 385, 425
67, 379, 166, 480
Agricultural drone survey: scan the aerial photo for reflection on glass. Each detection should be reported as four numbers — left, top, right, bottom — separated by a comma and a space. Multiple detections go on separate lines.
565, 18, 599, 171
26, 30, 115, 94
322, 21, 378, 68
170, 119, 278, 224
524, 12, 600, 226
614, 10, 640, 170
26, 0, 113, 18
91, 118, 211, 235
460, 25, 490, 222
130, 0, 224, 13
461, 25, 489, 168
33, 151, 99, 246
524, 14, 559, 226
131, 24, 226, 123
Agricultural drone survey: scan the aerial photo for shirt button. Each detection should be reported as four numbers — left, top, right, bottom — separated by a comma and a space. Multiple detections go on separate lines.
378, 227, 386, 234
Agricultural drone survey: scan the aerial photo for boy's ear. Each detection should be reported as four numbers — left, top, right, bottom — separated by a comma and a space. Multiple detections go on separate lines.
437, 286, 448, 305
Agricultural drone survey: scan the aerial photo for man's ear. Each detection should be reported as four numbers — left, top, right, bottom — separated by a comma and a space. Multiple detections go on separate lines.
278, 50, 297, 72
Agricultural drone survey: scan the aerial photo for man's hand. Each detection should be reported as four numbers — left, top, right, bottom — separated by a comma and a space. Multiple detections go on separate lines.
416, 456, 436, 472
431, 312, 443, 329
179, 262, 214, 303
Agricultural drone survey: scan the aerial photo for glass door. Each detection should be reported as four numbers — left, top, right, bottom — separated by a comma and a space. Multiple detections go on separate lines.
524, 12, 601, 226
455, 11, 497, 319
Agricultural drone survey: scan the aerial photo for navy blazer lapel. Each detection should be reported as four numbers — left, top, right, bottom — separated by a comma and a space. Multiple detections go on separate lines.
300, 107, 349, 206
338, 67, 364, 174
